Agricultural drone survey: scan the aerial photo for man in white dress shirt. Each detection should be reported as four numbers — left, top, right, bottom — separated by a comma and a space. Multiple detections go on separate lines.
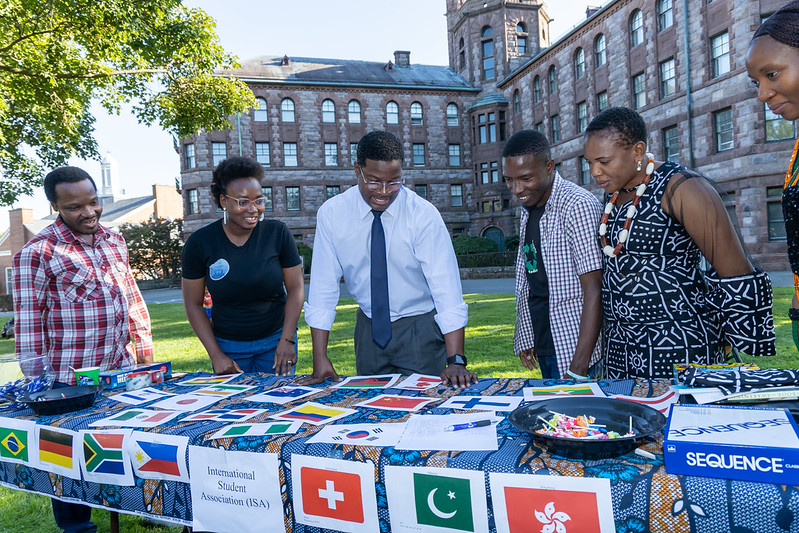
301, 131, 477, 388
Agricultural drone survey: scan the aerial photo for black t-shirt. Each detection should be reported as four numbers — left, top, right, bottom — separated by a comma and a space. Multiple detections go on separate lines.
524, 206, 555, 356
182, 219, 301, 341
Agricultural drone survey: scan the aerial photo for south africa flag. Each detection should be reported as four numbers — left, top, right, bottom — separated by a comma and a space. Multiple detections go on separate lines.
0, 426, 28, 462
83, 432, 125, 475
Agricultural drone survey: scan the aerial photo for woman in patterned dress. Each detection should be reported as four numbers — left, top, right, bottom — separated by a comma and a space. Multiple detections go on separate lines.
747, 0, 799, 352
583, 107, 776, 379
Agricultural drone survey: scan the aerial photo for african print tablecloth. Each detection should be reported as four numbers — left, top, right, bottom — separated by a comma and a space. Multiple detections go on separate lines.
0, 373, 796, 532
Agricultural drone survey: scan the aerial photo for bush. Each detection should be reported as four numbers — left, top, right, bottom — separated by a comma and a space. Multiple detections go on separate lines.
456, 251, 516, 268
297, 242, 312, 273
452, 235, 498, 255
505, 234, 520, 250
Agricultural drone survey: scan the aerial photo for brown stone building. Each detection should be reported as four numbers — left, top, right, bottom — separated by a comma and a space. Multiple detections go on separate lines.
180, 0, 794, 268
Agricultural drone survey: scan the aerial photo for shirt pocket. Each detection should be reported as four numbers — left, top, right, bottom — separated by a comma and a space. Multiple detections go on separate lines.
55, 266, 101, 303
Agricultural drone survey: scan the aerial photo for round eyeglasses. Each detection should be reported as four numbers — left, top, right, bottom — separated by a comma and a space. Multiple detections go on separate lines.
359, 170, 404, 193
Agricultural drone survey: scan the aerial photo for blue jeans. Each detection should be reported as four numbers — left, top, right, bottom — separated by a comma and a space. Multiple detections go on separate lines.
215, 328, 296, 374
537, 354, 560, 379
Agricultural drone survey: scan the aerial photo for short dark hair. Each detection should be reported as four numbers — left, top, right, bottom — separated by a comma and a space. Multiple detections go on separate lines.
753, 0, 799, 48
43, 167, 97, 204
356, 131, 403, 166
585, 107, 647, 149
502, 130, 552, 162
210, 156, 265, 209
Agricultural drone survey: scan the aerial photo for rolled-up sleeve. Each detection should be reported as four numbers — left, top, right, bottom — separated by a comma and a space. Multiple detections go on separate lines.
305, 204, 343, 331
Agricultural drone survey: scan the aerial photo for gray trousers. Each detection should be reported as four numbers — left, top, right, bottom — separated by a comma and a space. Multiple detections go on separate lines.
354, 308, 446, 376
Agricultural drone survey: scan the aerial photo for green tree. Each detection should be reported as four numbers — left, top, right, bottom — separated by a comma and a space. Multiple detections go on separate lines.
119, 218, 183, 280
0, 0, 255, 204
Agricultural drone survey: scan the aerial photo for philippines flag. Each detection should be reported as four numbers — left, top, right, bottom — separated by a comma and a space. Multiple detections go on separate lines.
127, 433, 189, 482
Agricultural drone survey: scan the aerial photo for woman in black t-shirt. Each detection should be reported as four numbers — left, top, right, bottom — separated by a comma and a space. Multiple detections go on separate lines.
182, 157, 304, 375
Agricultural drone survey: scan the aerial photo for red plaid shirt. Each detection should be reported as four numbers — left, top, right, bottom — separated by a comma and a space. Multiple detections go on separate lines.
13, 218, 153, 385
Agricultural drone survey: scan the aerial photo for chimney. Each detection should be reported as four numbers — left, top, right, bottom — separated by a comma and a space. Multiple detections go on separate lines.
393, 50, 411, 67
586, 6, 601, 18
281, 55, 291, 66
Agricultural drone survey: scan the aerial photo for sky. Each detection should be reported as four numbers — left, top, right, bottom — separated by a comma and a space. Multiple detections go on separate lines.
3, 0, 604, 228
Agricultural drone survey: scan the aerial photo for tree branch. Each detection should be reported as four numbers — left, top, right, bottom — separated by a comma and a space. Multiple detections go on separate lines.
0, 64, 168, 78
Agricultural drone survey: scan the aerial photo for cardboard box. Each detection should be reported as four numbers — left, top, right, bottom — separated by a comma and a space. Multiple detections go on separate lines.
99, 362, 172, 389
664, 404, 799, 485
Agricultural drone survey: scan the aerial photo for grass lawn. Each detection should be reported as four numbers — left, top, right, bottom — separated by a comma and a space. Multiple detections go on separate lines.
0, 287, 795, 531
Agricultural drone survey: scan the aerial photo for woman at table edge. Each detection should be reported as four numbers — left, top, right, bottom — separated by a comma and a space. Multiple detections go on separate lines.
181, 156, 304, 376
746, 0, 799, 352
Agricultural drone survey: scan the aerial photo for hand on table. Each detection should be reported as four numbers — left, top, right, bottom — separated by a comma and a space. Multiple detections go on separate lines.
294, 358, 340, 385
519, 349, 539, 371
440, 364, 478, 389
211, 354, 243, 375
273, 342, 297, 377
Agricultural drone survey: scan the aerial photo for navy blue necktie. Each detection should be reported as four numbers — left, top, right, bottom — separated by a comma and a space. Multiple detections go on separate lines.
370, 209, 391, 348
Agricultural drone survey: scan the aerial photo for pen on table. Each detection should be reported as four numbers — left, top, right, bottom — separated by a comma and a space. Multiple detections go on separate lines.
444, 420, 495, 431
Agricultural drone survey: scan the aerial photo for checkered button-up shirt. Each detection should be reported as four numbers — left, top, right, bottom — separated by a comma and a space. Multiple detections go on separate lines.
13, 218, 153, 384
513, 173, 603, 376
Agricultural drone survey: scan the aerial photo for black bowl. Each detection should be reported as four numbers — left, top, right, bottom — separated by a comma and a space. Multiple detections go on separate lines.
21, 385, 104, 416
509, 396, 667, 460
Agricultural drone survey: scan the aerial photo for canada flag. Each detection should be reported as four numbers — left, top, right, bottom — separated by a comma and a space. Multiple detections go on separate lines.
503, 487, 601, 533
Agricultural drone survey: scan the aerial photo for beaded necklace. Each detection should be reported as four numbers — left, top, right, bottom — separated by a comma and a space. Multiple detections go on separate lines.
598, 153, 655, 258
785, 138, 799, 189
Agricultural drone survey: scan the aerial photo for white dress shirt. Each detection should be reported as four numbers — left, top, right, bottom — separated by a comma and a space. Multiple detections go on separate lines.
304, 186, 467, 334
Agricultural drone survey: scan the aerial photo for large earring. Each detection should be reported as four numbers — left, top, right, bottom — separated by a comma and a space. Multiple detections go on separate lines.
223, 209, 227, 224
259, 212, 264, 222
636, 160, 642, 172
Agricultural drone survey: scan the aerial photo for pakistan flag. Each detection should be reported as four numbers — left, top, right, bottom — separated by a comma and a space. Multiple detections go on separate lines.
413, 472, 474, 531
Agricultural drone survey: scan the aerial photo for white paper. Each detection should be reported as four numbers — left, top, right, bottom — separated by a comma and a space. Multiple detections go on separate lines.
192, 384, 255, 398
126, 431, 190, 482
392, 374, 442, 391
332, 374, 401, 389
78, 429, 135, 486
149, 393, 221, 412
395, 414, 500, 451
89, 408, 183, 428
271, 401, 357, 426
176, 374, 237, 386
109, 388, 175, 405
247, 385, 320, 405
610, 389, 679, 414
306, 423, 406, 447
206, 421, 303, 440
522, 382, 606, 402
354, 394, 439, 412
438, 395, 522, 412
181, 408, 268, 423
34, 425, 81, 479
189, 446, 285, 532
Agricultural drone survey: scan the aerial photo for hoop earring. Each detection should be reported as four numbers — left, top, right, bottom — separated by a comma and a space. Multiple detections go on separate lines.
223, 209, 227, 224
259, 212, 264, 222
636, 160, 642, 172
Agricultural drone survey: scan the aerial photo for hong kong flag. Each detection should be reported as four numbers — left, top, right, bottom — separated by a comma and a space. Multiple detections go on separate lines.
300, 466, 364, 523
504, 486, 601, 533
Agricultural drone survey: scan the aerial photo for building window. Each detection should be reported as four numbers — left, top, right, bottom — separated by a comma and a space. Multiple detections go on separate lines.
596, 91, 608, 112
548, 65, 558, 94
482, 26, 495, 80
517, 23, 528, 55
412, 143, 425, 166
321, 99, 335, 123
187, 189, 198, 214
630, 10, 644, 47
448, 144, 461, 167
350, 143, 358, 165
184, 143, 195, 169
451, 184, 463, 207
386, 101, 399, 124
711, 31, 731, 77
326, 186, 340, 200
281, 98, 295, 122
446, 103, 459, 126
633, 72, 646, 109
714, 108, 734, 152
535, 122, 543, 133
658, 0, 673, 31
482, 201, 491, 213
488, 112, 497, 142
491, 161, 499, 183
262, 187, 273, 211
212, 142, 227, 166
410, 102, 424, 125
415, 184, 427, 200
255, 142, 271, 166
348, 100, 361, 123
480, 162, 489, 184
459, 37, 466, 70
324, 143, 338, 166
663, 126, 679, 162
579, 156, 591, 185
254, 97, 268, 122
574, 48, 585, 80
286, 186, 300, 211
550, 115, 560, 143
594, 34, 606, 67
768, 186, 786, 241
284, 142, 298, 166
766, 104, 796, 141
660, 58, 676, 98
533, 76, 542, 102
513, 90, 521, 113
576, 101, 588, 133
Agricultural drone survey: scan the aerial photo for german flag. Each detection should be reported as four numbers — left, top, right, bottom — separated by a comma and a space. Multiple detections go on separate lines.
39, 428, 74, 469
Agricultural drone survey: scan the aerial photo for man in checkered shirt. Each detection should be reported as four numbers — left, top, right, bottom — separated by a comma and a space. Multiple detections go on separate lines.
503, 130, 603, 380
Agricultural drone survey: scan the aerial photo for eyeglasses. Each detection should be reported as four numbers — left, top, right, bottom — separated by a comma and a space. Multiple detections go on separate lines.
359, 170, 404, 193
224, 194, 267, 208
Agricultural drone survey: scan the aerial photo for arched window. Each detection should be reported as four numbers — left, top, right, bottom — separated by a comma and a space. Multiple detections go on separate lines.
481, 26, 495, 80
446, 103, 459, 126
548, 65, 558, 94
459, 37, 466, 70
594, 34, 606, 67
410, 102, 424, 125
630, 10, 644, 47
348, 100, 361, 123
386, 101, 399, 124
533, 76, 542, 102
513, 90, 521, 113
516, 22, 528, 55
574, 48, 585, 79
253, 97, 268, 122
281, 98, 295, 122
321, 99, 335, 123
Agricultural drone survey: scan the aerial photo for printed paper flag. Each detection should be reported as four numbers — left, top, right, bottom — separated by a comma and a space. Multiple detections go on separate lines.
522, 383, 606, 402
35, 426, 81, 479
0, 417, 34, 465
332, 374, 400, 389
181, 408, 268, 423
247, 386, 320, 405
272, 402, 356, 426
307, 423, 405, 447
109, 388, 174, 405
90, 408, 183, 428
488, 472, 615, 533
177, 374, 237, 386
610, 390, 678, 414
126, 432, 189, 482
394, 374, 442, 391
206, 421, 303, 440
291, 453, 379, 532
149, 393, 221, 412
192, 384, 255, 398
79, 429, 134, 485
438, 395, 523, 412
355, 394, 439, 412
385, 465, 489, 533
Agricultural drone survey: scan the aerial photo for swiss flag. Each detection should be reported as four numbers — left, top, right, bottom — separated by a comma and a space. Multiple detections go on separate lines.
300, 466, 365, 523
503, 486, 601, 533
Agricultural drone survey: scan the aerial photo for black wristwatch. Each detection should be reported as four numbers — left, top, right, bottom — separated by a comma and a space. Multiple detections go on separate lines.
447, 354, 467, 367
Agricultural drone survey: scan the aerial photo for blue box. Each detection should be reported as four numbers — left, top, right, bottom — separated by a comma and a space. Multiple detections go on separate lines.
664, 404, 799, 485
98, 362, 172, 389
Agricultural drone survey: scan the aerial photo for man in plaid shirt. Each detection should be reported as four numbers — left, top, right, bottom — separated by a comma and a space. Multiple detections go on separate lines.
13, 166, 153, 533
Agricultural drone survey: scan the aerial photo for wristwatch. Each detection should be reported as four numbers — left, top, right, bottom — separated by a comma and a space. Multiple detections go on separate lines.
446, 354, 468, 367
